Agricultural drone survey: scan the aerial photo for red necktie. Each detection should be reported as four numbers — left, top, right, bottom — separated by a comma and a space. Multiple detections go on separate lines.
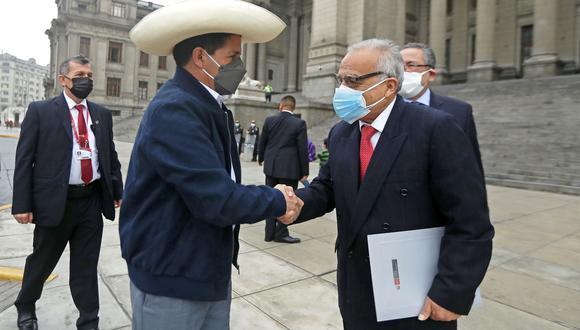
75, 104, 93, 184
359, 124, 377, 181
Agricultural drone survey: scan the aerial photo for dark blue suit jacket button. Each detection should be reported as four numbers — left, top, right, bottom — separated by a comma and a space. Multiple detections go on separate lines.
383, 222, 391, 230
400, 188, 408, 197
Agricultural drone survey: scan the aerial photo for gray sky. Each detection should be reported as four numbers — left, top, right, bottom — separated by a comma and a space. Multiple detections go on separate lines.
0, 0, 181, 66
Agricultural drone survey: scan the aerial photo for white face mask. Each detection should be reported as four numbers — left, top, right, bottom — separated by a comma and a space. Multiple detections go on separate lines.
399, 71, 429, 99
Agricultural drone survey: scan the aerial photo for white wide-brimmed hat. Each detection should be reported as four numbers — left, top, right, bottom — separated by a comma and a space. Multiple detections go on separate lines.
130, 0, 286, 55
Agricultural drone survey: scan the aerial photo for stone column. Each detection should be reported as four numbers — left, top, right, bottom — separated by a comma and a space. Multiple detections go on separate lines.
450, 0, 469, 82
302, 0, 348, 103
468, 0, 499, 81
245, 43, 257, 80
524, 0, 560, 77
372, 0, 406, 44
429, 0, 447, 83
257, 43, 267, 83
287, 15, 299, 91
494, 0, 517, 79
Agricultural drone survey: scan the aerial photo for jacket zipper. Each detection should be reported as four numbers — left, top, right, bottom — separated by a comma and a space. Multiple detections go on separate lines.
224, 110, 240, 275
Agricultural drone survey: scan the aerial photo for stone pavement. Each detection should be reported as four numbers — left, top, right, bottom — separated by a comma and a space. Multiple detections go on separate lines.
0, 141, 579, 330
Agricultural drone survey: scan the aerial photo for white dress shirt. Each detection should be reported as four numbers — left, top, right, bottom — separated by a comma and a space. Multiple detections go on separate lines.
358, 97, 396, 148
404, 88, 431, 106
64, 92, 101, 184
200, 82, 237, 183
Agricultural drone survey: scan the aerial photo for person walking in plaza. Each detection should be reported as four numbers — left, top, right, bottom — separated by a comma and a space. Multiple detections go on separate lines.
249, 120, 260, 161
243, 120, 260, 162
293, 39, 494, 329
264, 83, 273, 102
258, 95, 309, 244
234, 119, 244, 155
316, 138, 329, 168
119, 1, 302, 329
399, 42, 484, 175
11, 55, 123, 330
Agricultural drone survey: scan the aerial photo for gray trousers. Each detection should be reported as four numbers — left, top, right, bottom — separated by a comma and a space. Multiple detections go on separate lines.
130, 281, 231, 330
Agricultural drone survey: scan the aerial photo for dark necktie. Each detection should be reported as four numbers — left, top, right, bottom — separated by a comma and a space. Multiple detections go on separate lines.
75, 104, 93, 184
359, 124, 377, 181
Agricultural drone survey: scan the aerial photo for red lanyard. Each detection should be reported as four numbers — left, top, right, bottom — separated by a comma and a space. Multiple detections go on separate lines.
69, 106, 91, 151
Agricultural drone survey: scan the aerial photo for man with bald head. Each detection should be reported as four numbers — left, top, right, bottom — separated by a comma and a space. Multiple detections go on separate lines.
294, 39, 494, 329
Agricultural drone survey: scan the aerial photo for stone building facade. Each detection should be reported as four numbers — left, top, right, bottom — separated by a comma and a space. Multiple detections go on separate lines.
47, 0, 580, 111
46, 0, 176, 116
299, 0, 580, 103
0, 53, 48, 121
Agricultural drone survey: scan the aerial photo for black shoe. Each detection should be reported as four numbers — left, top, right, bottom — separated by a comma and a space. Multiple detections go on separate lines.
17, 311, 38, 330
265, 236, 273, 242
273, 236, 301, 244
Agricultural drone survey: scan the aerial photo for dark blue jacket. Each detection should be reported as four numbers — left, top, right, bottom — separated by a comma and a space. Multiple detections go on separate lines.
296, 97, 494, 329
119, 67, 286, 301
430, 91, 484, 176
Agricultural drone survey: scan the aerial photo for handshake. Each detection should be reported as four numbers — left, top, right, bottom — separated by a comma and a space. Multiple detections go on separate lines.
275, 184, 304, 225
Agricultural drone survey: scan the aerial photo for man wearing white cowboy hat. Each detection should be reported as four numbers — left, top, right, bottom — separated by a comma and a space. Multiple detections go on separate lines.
119, 1, 302, 329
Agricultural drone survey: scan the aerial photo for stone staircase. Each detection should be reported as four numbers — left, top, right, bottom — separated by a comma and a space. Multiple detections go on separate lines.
433, 74, 580, 195
113, 115, 143, 143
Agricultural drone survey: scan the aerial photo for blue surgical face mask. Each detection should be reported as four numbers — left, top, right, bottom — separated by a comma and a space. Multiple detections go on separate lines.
332, 79, 388, 124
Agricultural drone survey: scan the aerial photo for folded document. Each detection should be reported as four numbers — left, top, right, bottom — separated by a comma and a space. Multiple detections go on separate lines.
367, 227, 481, 322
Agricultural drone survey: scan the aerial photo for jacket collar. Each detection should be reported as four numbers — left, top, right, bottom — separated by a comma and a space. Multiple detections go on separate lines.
429, 90, 445, 109
173, 66, 222, 112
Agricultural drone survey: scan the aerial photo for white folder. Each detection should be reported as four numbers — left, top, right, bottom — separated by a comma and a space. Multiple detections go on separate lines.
367, 227, 481, 322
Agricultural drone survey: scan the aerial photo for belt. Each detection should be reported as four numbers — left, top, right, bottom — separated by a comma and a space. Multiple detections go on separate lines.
67, 180, 100, 199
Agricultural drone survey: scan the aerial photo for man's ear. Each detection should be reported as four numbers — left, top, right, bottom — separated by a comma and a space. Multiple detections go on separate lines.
386, 78, 398, 97
58, 75, 67, 88
191, 47, 205, 68
427, 69, 437, 82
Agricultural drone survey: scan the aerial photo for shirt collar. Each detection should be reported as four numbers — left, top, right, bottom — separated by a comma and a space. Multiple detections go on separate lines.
281, 109, 293, 114
63, 92, 88, 110
404, 88, 431, 106
358, 97, 396, 133
199, 81, 223, 107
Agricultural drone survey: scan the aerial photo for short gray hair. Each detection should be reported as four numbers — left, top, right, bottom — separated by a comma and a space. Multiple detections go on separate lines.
402, 43, 436, 68
59, 55, 90, 75
347, 39, 404, 92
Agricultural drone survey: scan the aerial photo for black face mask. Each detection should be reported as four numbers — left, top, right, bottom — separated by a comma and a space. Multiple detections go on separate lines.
203, 50, 247, 96
67, 77, 93, 99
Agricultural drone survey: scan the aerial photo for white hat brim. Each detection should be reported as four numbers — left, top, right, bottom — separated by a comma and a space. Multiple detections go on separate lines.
130, 0, 286, 55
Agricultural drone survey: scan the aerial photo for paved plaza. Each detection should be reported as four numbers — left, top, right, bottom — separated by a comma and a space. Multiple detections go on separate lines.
0, 139, 579, 329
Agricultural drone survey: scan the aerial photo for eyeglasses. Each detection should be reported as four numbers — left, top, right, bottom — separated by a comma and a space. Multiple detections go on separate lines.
404, 63, 433, 72
335, 71, 386, 88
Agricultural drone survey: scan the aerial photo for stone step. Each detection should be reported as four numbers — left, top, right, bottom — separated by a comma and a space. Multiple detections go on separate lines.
486, 171, 579, 188
485, 176, 580, 196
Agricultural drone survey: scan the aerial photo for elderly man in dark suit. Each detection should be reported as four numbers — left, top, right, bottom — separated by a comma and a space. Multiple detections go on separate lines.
12, 55, 123, 330
259, 95, 309, 244
399, 42, 483, 174
293, 39, 494, 329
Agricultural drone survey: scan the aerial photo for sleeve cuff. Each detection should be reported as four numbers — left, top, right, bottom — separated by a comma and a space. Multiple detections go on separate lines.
272, 189, 286, 217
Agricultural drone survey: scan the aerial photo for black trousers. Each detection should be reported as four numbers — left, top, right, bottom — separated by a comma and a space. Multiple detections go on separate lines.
15, 185, 104, 330
264, 176, 298, 240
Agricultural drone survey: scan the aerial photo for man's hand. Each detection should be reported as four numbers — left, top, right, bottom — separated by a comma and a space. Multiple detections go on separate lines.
419, 297, 460, 322
114, 200, 122, 208
14, 212, 33, 224
275, 184, 304, 225
300, 175, 308, 181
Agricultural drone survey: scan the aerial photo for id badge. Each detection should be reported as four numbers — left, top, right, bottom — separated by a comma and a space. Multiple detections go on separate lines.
76, 149, 92, 161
